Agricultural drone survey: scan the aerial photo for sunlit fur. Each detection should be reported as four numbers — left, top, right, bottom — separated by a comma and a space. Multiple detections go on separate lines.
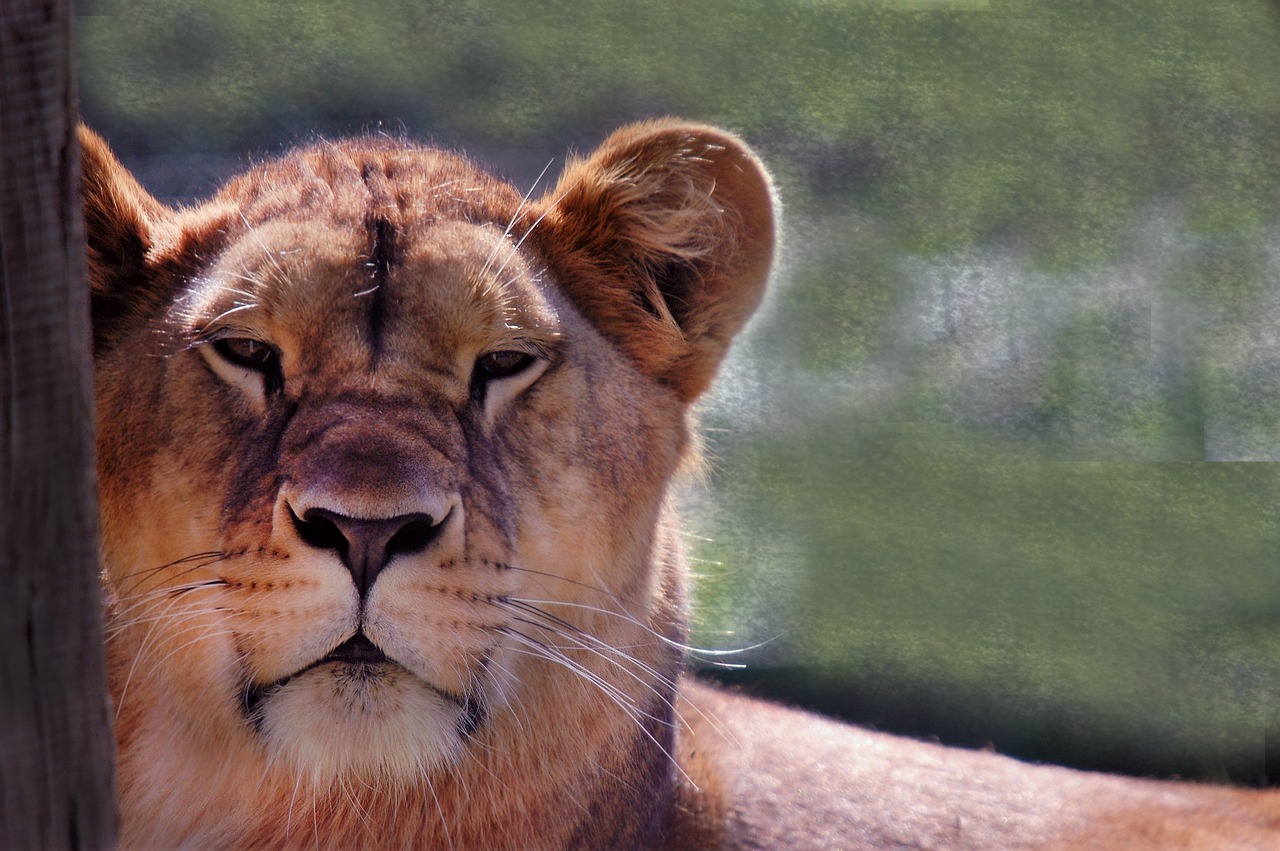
85, 120, 769, 849
84, 122, 1280, 850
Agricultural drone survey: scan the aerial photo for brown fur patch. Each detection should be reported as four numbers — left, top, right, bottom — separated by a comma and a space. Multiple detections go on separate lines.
84, 122, 1280, 850
531, 119, 775, 401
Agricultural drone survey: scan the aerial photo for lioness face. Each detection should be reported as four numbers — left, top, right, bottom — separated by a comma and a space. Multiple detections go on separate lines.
85, 123, 773, 801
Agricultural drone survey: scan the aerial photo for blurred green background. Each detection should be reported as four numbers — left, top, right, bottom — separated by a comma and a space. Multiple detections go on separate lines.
77, 0, 1280, 784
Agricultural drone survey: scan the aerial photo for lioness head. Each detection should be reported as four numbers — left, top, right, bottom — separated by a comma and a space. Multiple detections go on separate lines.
84, 121, 773, 845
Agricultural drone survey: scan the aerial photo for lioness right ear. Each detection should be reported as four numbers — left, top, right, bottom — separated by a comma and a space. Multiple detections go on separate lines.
530, 120, 776, 403
78, 125, 175, 351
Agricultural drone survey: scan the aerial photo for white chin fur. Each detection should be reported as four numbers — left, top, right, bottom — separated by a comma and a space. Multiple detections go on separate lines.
258, 663, 463, 787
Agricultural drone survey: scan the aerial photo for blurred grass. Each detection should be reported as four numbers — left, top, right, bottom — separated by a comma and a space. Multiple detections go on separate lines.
78, 1, 1280, 268
691, 421, 1280, 781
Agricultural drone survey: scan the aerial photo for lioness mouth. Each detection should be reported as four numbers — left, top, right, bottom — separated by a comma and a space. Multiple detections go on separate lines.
241, 632, 486, 734
242, 631, 394, 721
323, 632, 388, 666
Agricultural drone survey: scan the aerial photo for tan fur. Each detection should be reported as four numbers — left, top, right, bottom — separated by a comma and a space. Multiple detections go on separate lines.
83, 122, 1280, 849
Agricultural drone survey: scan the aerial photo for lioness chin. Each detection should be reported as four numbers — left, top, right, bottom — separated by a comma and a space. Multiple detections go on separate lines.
85, 121, 1278, 850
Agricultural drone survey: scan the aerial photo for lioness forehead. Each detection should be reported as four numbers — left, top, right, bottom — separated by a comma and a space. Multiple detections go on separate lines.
180, 141, 561, 379
219, 138, 524, 231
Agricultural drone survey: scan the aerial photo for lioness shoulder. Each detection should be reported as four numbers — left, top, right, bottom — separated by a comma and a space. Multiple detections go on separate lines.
84, 121, 1279, 849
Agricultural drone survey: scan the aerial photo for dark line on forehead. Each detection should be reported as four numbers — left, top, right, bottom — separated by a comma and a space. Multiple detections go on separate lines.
360, 162, 399, 367
366, 215, 395, 363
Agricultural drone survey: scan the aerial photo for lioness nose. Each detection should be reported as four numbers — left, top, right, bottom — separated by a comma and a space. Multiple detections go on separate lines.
289, 506, 446, 595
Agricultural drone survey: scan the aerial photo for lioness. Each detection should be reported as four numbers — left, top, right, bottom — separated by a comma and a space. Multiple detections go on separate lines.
84, 121, 1280, 849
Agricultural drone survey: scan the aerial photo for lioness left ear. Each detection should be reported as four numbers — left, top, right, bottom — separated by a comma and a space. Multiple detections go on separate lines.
79, 126, 237, 354
531, 120, 776, 402
79, 125, 176, 353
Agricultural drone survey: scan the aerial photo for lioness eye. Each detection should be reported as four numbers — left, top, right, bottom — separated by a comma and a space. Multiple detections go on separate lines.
476, 350, 534, 380
213, 337, 278, 371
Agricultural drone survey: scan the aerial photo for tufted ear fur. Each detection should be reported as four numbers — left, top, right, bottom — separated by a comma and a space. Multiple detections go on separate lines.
78, 125, 178, 353
530, 120, 776, 402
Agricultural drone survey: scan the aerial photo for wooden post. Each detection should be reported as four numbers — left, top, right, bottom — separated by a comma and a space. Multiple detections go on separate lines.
0, 1, 117, 847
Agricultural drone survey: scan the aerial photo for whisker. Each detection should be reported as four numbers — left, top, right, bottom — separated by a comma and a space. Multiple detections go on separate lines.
509, 190, 565, 256
238, 210, 291, 282
480, 158, 555, 279
499, 634, 645, 722
501, 564, 644, 608
489, 193, 562, 283
505, 615, 683, 732
422, 772, 455, 851
110, 579, 230, 614
207, 301, 260, 326
502, 608, 676, 691
285, 767, 307, 841
502, 595, 767, 666
493, 595, 738, 742
140, 627, 237, 686
107, 600, 229, 637
115, 551, 234, 598
115, 613, 232, 720
498, 631, 694, 788
118, 550, 229, 577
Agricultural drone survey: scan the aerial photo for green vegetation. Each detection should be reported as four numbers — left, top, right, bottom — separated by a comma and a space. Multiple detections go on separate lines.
78, 0, 1280, 781
80, 1, 1280, 261
698, 424, 1280, 779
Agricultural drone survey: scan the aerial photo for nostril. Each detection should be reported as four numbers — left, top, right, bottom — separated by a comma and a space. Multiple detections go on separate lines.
286, 502, 448, 596
290, 506, 351, 556
386, 512, 447, 559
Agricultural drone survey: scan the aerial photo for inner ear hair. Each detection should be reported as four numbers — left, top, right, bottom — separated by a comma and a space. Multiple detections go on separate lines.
79, 126, 171, 297
532, 119, 776, 402
79, 126, 253, 357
